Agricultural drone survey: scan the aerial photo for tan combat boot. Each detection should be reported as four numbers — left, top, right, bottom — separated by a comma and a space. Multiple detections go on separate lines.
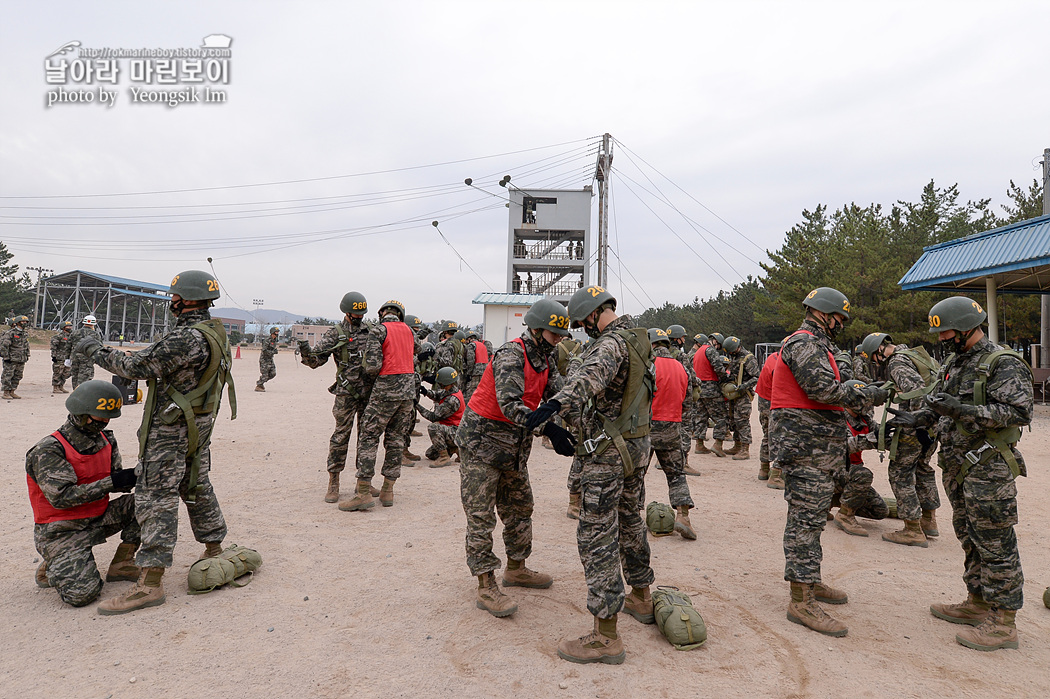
2, 391, 16, 399
254, 385, 265, 392
52, 386, 63, 394
732, 443, 751, 460
411, 428, 422, 437
786, 582, 847, 637
403, 448, 421, 462
338, 479, 376, 511
931, 592, 991, 626
623, 586, 655, 624
97, 566, 166, 615
557, 615, 625, 665
105, 543, 141, 582
35, 560, 50, 588
758, 461, 770, 480
683, 462, 701, 476
541, 435, 554, 450
882, 520, 928, 548
694, 438, 711, 454
324, 473, 340, 503
723, 441, 741, 455
674, 506, 697, 540
379, 478, 395, 507
430, 450, 451, 468
200, 542, 223, 560
401, 450, 416, 467
955, 608, 1018, 651
710, 439, 727, 457
57, 385, 68, 393
503, 559, 553, 589
767, 466, 785, 489
813, 581, 848, 605
566, 492, 581, 520
476, 572, 517, 617
833, 505, 868, 537
920, 509, 940, 537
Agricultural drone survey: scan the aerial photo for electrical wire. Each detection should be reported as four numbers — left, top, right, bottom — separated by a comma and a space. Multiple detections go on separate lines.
431, 222, 495, 290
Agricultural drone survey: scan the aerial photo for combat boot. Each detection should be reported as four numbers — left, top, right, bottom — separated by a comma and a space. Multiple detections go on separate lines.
200, 542, 223, 560
920, 509, 940, 537
758, 460, 770, 480
541, 435, 554, 450
833, 505, 868, 537
52, 386, 63, 394
401, 450, 416, 467
324, 473, 340, 503
35, 560, 50, 588
723, 441, 741, 455
731, 443, 751, 460
379, 478, 395, 507
557, 615, 625, 665
674, 506, 697, 540
3, 391, 18, 399
97, 566, 166, 615
882, 520, 928, 548
566, 492, 581, 520
767, 466, 785, 489
502, 559, 553, 589
786, 582, 847, 637
338, 479, 376, 511
254, 385, 265, 392
955, 608, 1018, 651
430, 450, 451, 468
105, 543, 141, 582
683, 462, 701, 476
411, 428, 422, 437
931, 592, 991, 626
711, 439, 727, 457
813, 581, 848, 605
623, 586, 655, 624
403, 448, 421, 462
694, 438, 711, 454
476, 571, 517, 617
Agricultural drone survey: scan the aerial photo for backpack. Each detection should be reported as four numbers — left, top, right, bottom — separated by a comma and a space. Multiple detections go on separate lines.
652, 586, 707, 650
646, 501, 676, 536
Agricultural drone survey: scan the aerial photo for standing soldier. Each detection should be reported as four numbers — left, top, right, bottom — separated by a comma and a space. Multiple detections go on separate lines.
666, 325, 700, 476
434, 321, 465, 377
51, 321, 74, 394
720, 336, 760, 460
26, 381, 140, 606
417, 367, 464, 467
922, 297, 1032, 651
852, 345, 872, 382
693, 331, 730, 456
755, 349, 778, 482
338, 300, 419, 511
69, 315, 102, 389
78, 270, 237, 615
463, 330, 489, 404
255, 327, 280, 392
525, 285, 656, 665
456, 299, 571, 617
769, 287, 886, 638
1, 314, 31, 399
687, 333, 710, 454
298, 292, 375, 503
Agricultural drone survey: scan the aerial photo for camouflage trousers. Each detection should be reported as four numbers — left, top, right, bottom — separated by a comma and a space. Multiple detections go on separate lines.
34, 494, 140, 607
941, 451, 1023, 610
834, 463, 888, 519
52, 360, 72, 388
1, 360, 25, 391
577, 434, 655, 619
458, 431, 535, 576
757, 397, 771, 463
567, 454, 583, 494
887, 432, 940, 522
691, 393, 712, 440
354, 397, 414, 481
782, 449, 844, 584
70, 356, 95, 389
463, 374, 483, 405
327, 393, 368, 474
645, 420, 693, 509
680, 396, 698, 452
700, 394, 730, 440
256, 354, 276, 387
135, 415, 227, 568
725, 395, 753, 444
425, 422, 458, 459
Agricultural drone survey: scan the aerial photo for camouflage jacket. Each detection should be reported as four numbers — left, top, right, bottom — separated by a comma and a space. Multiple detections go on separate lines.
26, 418, 121, 511
69, 326, 102, 361
50, 330, 73, 361
435, 337, 465, 375
261, 334, 279, 358
361, 319, 420, 399
417, 386, 462, 423
851, 355, 872, 383
670, 345, 697, 386
300, 318, 374, 397
886, 344, 926, 411
728, 350, 760, 393
0, 326, 30, 362
697, 344, 728, 396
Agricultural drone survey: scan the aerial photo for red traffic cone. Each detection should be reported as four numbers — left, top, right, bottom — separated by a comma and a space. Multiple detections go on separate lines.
235, 344, 241, 359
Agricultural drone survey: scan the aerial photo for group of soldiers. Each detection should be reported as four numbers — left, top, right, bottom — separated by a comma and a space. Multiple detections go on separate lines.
1, 313, 102, 399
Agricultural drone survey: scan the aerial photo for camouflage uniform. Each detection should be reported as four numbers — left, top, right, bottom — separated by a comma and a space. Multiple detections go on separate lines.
69, 325, 103, 389
550, 314, 655, 619
936, 337, 1032, 611
645, 346, 693, 509
435, 336, 465, 376
256, 333, 278, 388
26, 418, 140, 606
51, 328, 73, 390
671, 345, 698, 454
354, 319, 419, 482
417, 386, 462, 459
851, 355, 872, 382
93, 308, 227, 568
300, 318, 374, 474
463, 339, 488, 403
840, 409, 889, 518
885, 345, 940, 522
686, 345, 710, 441
1, 324, 31, 392
696, 345, 730, 440
725, 350, 760, 445
456, 332, 561, 576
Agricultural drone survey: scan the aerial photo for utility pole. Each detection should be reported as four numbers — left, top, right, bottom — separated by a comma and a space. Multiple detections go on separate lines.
1041, 148, 1049, 367
595, 133, 613, 288
252, 298, 264, 341
26, 266, 53, 327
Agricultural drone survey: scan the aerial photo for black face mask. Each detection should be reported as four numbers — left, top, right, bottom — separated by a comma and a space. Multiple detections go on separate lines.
582, 318, 602, 339
940, 332, 965, 356
74, 415, 107, 435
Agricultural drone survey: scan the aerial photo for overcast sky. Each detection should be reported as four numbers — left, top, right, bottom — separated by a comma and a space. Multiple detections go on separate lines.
2, 1, 1048, 326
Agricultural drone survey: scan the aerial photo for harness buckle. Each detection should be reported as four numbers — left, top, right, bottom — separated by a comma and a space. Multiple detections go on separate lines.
582, 435, 609, 455
964, 442, 993, 466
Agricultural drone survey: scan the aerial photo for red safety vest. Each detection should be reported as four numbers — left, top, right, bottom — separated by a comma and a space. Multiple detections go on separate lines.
438, 390, 465, 426
27, 431, 111, 524
692, 345, 718, 381
468, 338, 549, 423
379, 321, 415, 375
770, 331, 843, 411
755, 351, 778, 401
472, 341, 489, 365
652, 356, 688, 422
846, 415, 870, 465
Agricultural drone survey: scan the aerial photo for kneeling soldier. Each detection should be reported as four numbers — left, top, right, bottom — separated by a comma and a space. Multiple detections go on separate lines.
417, 366, 464, 467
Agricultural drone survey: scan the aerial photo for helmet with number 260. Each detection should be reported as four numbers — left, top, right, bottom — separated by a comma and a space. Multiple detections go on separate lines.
567, 285, 616, 328
524, 298, 571, 336
65, 379, 123, 419
340, 291, 367, 315
169, 270, 221, 301
802, 287, 850, 319
928, 296, 986, 334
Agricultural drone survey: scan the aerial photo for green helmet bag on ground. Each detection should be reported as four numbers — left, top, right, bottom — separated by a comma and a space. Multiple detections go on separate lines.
646, 501, 676, 537
652, 586, 707, 651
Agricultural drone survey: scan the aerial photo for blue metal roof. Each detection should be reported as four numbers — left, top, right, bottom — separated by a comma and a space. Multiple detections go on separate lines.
45, 270, 171, 294
472, 292, 545, 305
899, 214, 1050, 293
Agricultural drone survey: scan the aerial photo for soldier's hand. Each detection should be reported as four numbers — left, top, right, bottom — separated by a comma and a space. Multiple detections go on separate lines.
74, 336, 103, 359
525, 399, 561, 431
110, 469, 137, 493
860, 384, 888, 406
926, 393, 975, 420
419, 385, 431, 398
542, 422, 577, 456
51, 356, 58, 363
297, 339, 311, 355
417, 346, 436, 361
422, 373, 436, 385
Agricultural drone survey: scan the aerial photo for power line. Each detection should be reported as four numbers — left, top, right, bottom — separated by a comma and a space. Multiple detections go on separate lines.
430, 221, 495, 290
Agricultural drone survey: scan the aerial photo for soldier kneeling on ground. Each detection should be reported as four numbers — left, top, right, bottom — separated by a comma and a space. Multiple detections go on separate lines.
27, 381, 140, 607
417, 366, 464, 467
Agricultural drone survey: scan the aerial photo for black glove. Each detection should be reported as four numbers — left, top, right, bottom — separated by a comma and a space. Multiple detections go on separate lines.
860, 384, 888, 407
74, 336, 103, 358
298, 339, 311, 355
926, 392, 977, 420
525, 399, 561, 431
51, 356, 59, 363
916, 428, 934, 451
110, 469, 137, 493
417, 347, 436, 361
542, 422, 577, 456
422, 373, 436, 385
419, 385, 431, 398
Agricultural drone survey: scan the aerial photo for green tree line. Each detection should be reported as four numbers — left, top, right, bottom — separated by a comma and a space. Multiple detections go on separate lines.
0, 242, 34, 322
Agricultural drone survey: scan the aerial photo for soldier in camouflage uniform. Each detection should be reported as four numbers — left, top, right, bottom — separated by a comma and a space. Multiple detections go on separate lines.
721, 336, 760, 460
919, 297, 1032, 651
852, 345, 872, 382
456, 299, 570, 618
687, 333, 712, 454
51, 321, 74, 393
832, 378, 890, 536
69, 315, 102, 389
255, 327, 280, 392
693, 332, 731, 456
666, 325, 701, 476
299, 292, 375, 503
80, 270, 235, 615
526, 286, 655, 665
417, 366, 463, 467
27, 381, 140, 606
755, 349, 777, 481
1, 314, 31, 399
463, 330, 489, 404
434, 320, 465, 377
769, 287, 887, 638
338, 300, 420, 511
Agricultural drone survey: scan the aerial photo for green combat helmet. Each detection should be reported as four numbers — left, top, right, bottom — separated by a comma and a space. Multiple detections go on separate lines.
648, 328, 670, 347
861, 332, 891, 360
927, 296, 986, 334
524, 298, 572, 336
12, 315, 29, 328
169, 270, 221, 301
567, 285, 616, 328
340, 291, 367, 315
666, 324, 686, 340
436, 366, 459, 387
709, 333, 725, 347
802, 287, 850, 319
855, 344, 867, 360
270, 327, 279, 335
378, 299, 405, 321
693, 333, 709, 346
408, 315, 424, 331
439, 320, 459, 336
65, 379, 124, 419
722, 336, 741, 354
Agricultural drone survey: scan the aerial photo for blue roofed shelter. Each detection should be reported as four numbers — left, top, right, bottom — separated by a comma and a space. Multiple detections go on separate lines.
36, 270, 173, 342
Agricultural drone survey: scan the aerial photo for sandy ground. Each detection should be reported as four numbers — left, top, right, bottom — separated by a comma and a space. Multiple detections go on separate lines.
2, 346, 1049, 699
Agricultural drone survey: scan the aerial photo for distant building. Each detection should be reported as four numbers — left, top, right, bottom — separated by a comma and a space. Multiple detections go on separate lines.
292, 323, 336, 347
214, 316, 246, 336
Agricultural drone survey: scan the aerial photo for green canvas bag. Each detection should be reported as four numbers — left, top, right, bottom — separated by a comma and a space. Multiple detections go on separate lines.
646, 501, 676, 537
652, 586, 707, 651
